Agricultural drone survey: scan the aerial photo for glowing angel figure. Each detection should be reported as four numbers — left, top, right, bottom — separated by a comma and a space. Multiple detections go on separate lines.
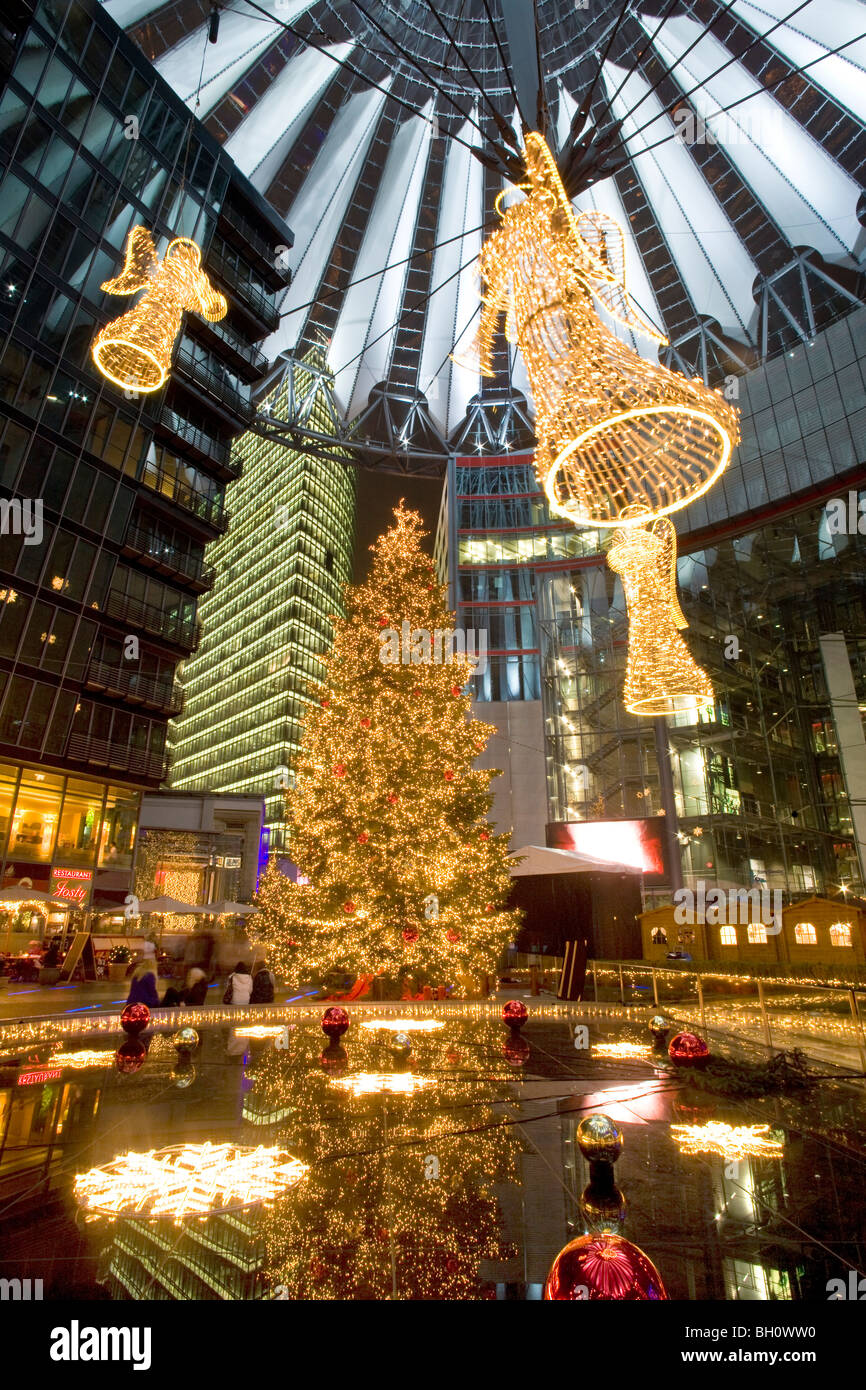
464, 132, 738, 529
91, 227, 227, 392
607, 514, 713, 716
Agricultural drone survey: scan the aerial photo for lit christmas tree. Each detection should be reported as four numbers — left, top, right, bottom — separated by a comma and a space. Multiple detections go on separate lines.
253, 504, 519, 992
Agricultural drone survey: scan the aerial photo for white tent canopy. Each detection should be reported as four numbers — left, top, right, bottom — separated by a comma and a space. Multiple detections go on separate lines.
508, 845, 639, 877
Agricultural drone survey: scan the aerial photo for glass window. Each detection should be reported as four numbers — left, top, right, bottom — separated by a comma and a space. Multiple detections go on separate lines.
0, 421, 33, 489
18, 682, 55, 749
19, 600, 55, 667
55, 779, 104, 867
829, 923, 852, 947
794, 922, 817, 945
0, 762, 18, 861
0, 589, 28, 658
99, 786, 138, 868
44, 689, 76, 756
9, 770, 63, 861
747, 923, 767, 944
719, 925, 737, 946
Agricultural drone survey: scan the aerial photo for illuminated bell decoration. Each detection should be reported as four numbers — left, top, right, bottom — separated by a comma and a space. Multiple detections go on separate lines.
502, 1000, 528, 1031
120, 1003, 150, 1036
114, 1040, 146, 1074
92, 226, 227, 392
544, 1233, 668, 1300
607, 516, 714, 716
464, 132, 737, 529
322, 1006, 349, 1040
649, 1014, 671, 1039
668, 1031, 710, 1067
576, 1113, 624, 1164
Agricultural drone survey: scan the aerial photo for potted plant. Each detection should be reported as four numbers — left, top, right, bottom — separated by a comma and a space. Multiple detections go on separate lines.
108, 945, 132, 982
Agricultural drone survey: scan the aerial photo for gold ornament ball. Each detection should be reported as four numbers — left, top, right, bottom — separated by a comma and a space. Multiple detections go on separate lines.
576, 1113, 624, 1163
173, 1026, 200, 1052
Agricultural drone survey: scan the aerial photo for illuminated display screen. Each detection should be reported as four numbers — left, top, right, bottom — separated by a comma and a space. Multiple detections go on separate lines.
547, 819, 668, 884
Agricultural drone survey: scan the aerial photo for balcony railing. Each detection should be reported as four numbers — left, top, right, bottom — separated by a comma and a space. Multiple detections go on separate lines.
140, 459, 228, 532
85, 660, 184, 715
157, 408, 232, 471
218, 203, 292, 290
200, 315, 268, 378
102, 590, 200, 651
66, 731, 166, 781
123, 522, 214, 590
173, 345, 254, 427
206, 239, 280, 331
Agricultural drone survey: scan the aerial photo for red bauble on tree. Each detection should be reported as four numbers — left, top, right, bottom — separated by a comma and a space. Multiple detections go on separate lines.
544, 1234, 668, 1301
321, 699, 330, 709
446, 929, 460, 943
343, 901, 356, 914
377, 617, 388, 628
333, 764, 346, 778
480, 831, 489, 841
402, 927, 419, 943
357, 832, 369, 844
387, 793, 399, 804
443, 770, 455, 782
360, 717, 371, 729
450, 686, 461, 697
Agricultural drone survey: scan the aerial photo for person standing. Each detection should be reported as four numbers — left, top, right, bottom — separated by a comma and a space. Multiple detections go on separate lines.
223, 961, 252, 1005
250, 961, 275, 1003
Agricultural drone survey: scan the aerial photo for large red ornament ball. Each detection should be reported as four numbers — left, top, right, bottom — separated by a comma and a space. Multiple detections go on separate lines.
503, 1000, 528, 1031
343, 901, 356, 914
120, 1003, 150, 1036
443, 770, 455, 781
319, 1044, 348, 1073
668, 1031, 710, 1067
322, 1006, 349, 1040
115, 1039, 146, 1073
446, 929, 460, 943
333, 764, 346, 778
544, 1233, 668, 1301
402, 927, 419, 943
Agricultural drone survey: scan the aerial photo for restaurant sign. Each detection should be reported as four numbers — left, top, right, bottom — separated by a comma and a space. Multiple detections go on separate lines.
50, 868, 92, 905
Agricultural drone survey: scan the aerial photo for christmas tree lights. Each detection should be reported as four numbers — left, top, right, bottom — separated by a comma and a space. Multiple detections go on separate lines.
465, 132, 738, 529
252, 505, 520, 991
92, 227, 227, 392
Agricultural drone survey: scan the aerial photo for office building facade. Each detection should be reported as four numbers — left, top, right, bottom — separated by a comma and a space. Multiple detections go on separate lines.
0, 0, 292, 912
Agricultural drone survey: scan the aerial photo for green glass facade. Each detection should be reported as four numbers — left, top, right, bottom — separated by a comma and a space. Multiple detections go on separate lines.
168, 350, 355, 850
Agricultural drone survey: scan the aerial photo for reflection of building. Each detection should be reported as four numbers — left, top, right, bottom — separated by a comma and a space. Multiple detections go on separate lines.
102, 1212, 266, 1301
168, 351, 355, 852
133, 790, 265, 906
0, 0, 292, 913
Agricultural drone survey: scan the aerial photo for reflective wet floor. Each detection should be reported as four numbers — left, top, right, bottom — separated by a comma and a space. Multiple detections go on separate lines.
1, 1012, 864, 1300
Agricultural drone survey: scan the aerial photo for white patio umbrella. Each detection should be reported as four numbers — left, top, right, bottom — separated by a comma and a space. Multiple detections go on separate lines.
508, 846, 637, 876
198, 900, 258, 916
134, 897, 206, 914
0, 884, 71, 906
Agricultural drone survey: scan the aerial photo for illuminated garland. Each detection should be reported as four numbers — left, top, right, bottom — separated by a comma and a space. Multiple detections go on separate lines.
92, 227, 227, 392
465, 132, 738, 529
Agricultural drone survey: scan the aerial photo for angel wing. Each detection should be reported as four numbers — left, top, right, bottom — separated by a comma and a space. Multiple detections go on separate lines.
99, 225, 159, 296
651, 516, 688, 630
164, 239, 226, 322
576, 210, 668, 346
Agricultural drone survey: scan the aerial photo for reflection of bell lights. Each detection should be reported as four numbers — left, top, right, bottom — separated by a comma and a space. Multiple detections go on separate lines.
593, 1043, 650, 1060
92, 227, 227, 392
332, 1072, 436, 1097
671, 1123, 784, 1161
465, 131, 737, 530
52, 1050, 114, 1069
74, 1143, 307, 1223
233, 1026, 286, 1039
359, 1018, 445, 1032
544, 1233, 668, 1300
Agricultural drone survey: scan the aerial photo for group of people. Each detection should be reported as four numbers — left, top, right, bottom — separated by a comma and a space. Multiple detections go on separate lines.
126, 958, 276, 1010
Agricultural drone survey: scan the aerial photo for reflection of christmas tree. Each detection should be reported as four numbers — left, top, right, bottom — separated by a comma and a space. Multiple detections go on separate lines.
253, 506, 519, 989
247, 1020, 523, 1299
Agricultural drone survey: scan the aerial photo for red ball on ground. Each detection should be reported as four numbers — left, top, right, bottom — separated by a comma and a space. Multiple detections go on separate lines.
322, 1006, 349, 1039
544, 1233, 668, 1300
120, 1003, 150, 1036
668, 1031, 710, 1066
503, 1000, 528, 1029
503, 1035, 531, 1067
